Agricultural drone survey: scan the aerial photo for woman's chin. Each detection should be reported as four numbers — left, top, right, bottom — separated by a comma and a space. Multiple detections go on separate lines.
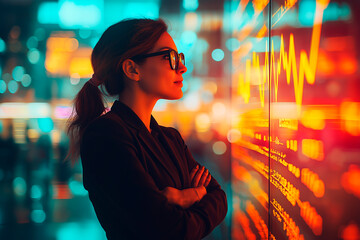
163, 91, 183, 100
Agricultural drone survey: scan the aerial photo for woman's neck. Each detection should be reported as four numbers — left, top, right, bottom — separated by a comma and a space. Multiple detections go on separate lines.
118, 90, 158, 133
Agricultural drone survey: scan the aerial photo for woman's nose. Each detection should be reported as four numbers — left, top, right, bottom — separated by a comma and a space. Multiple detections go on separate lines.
177, 61, 187, 74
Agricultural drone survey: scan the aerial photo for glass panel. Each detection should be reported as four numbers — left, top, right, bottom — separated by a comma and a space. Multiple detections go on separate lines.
230, 0, 270, 239
270, 0, 360, 239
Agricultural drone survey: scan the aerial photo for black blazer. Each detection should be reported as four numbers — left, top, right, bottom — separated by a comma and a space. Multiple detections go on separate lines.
80, 100, 227, 240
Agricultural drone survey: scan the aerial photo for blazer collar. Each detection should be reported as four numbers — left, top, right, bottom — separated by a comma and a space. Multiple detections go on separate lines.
110, 100, 181, 187
110, 100, 159, 134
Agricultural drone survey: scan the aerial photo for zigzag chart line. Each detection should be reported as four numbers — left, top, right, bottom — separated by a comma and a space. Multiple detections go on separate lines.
237, 0, 330, 113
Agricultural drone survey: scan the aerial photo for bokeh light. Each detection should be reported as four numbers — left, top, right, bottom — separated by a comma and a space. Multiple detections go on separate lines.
181, 31, 197, 48
0, 80, 6, 93
211, 49, 224, 61
37, 118, 54, 133
31, 210, 46, 223
26, 36, 39, 49
212, 141, 227, 155
70, 73, 81, 85
28, 49, 40, 64
183, 92, 201, 111
12, 66, 25, 82
183, 0, 199, 11
195, 113, 211, 132
58, 1, 102, 29
21, 74, 32, 87
0, 38, 6, 52
38, 2, 59, 24
227, 129, 241, 143
225, 38, 240, 51
13, 177, 27, 197
8, 80, 19, 94
31, 185, 43, 199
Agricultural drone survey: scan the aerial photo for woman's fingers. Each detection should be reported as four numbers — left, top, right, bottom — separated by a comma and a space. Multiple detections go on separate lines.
204, 174, 211, 187
198, 168, 209, 187
189, 165, 199, 181
191, 166, 205, 187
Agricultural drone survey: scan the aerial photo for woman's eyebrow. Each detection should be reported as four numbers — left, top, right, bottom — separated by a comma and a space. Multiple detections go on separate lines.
157, 46, 177, 52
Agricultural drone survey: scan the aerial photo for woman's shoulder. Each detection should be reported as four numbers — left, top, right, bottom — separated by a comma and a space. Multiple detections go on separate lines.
82, 111, 130, 138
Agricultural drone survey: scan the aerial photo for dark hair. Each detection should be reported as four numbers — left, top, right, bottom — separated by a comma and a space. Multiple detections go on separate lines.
66, 18, 168, 164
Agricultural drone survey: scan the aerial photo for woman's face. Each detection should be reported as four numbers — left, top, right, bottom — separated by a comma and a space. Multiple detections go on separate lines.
137, 32, 187, 100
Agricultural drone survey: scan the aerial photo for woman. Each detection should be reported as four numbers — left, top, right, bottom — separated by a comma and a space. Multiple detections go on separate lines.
67, 18, 227, 240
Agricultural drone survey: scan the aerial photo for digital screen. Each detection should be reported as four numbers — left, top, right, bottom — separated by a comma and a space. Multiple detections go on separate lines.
231, 0, 360, 239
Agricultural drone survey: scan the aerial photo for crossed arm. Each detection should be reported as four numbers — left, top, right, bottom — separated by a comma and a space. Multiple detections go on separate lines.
161, 165, 212, 209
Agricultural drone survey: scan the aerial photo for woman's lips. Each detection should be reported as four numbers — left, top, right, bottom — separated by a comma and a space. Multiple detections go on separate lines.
174, 80, 183, 86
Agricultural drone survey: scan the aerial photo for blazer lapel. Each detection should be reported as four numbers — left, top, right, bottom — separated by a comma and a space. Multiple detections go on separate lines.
156, 129, 186, 187
110, 100, 179, 186
137, 130, 180, 186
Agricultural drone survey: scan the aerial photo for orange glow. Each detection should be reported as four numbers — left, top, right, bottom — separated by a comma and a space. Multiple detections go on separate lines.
279, 118, 298, 130
341, 165, 360, 199
45, 51, 71, 75
323, 36, 354, 52
253, 0, 269, 12
288, 163, 300, 178
234, 210, 256, 240
286, 139, 298, 151
301, 168, 325, 198
46, 33, 93, 77
53, 183, 72, 199
299, 201, 323, 235
195, 113, 211, 132
340, 101, 360, 136
301, 139, 324, 161
203, 81, 218, 94
301, 109, 325, 130
246, 201, 268, 239
256, 24, 267, 38
69, 47, 92, 77
69, 57, 92, 78
341, 223, 360, 240
233, 162, 269, 209
285, 0, 298, 8
233, 163, 251, 182
317, 0, 330, 8
178, 114, 193, 138
339, 56, 357, 75
184, 12, 199, 31
317, 50, 335, 75
47, 37, 78, 52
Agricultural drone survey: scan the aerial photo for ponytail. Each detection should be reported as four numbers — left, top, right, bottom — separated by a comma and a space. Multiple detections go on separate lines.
66, 80, 105, 165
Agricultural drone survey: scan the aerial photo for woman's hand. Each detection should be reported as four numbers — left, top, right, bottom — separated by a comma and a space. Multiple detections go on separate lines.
161, 165, 211, 209
190, 165, 211, 188
161, 186, 182, 206
161, 186, 207, 209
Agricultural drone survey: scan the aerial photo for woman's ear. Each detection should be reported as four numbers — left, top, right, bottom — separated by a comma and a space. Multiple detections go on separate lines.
122, 59, 140, 81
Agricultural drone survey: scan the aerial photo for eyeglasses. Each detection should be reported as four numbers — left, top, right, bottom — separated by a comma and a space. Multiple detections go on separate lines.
131, 49, 185, 71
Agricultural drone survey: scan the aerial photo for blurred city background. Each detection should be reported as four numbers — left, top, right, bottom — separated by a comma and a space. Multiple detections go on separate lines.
1, 0, 360, 239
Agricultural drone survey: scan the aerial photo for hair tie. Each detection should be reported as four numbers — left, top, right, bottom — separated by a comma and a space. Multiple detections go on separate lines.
88, 74, 101, 87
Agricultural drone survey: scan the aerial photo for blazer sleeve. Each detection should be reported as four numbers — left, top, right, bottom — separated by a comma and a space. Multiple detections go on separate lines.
170, 127, 228, 238
80, 118, 217, 240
